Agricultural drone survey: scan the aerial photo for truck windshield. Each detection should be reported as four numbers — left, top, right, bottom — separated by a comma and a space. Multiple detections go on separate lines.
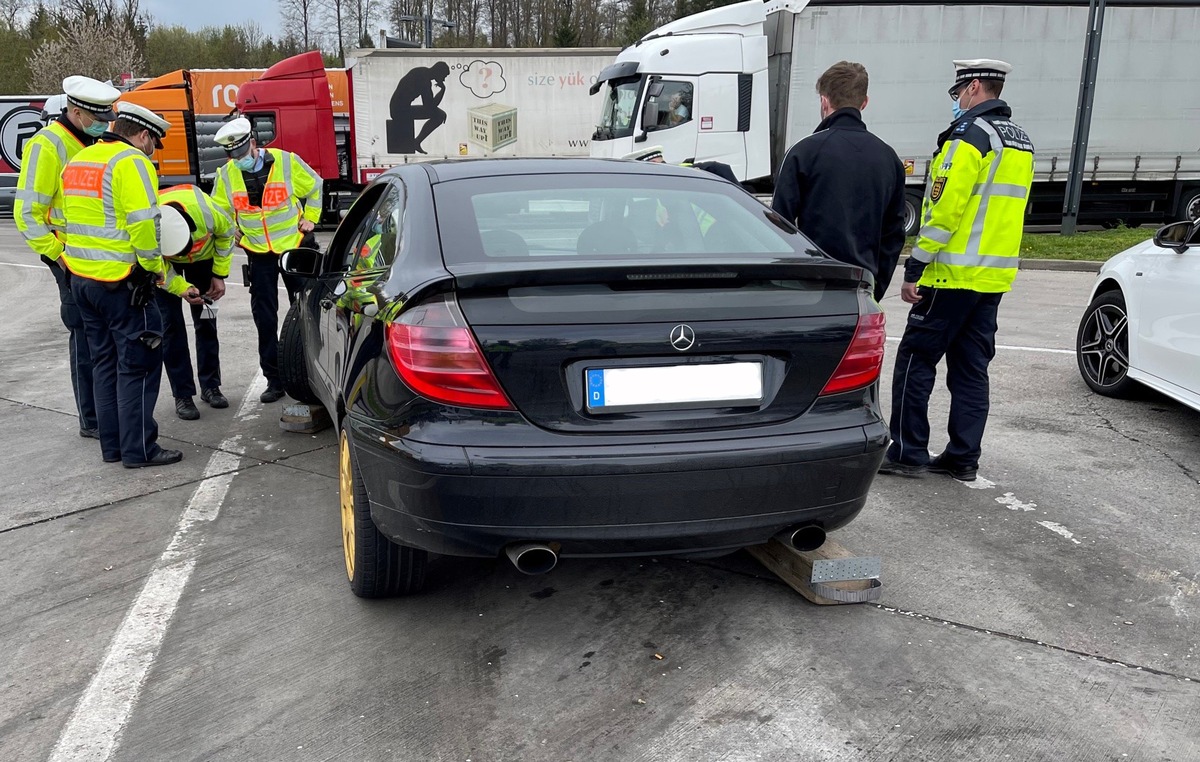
593, 78, 641, 141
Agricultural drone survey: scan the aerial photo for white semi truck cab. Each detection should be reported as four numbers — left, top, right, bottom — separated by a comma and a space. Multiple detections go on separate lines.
590, 0, 802, 183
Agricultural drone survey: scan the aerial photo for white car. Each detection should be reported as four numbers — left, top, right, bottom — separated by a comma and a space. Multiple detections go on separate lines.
1076, 220, 1200, 411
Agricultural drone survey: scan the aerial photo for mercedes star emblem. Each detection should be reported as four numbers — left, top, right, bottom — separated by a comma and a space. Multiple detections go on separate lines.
670, 324, 696, 351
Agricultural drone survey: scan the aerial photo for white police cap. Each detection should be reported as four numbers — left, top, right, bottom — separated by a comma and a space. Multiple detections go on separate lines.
62, 75, 121, 121
116, 102, 170, 147
624, 145, 665, 162
215, 117, 254, 157
159, 204, 193, 258
950, 59, 1013, 94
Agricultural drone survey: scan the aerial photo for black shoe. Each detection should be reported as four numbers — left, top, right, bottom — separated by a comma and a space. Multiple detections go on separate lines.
79, 427, 99, 439
103, 455, 121, 464
201, 388, 229, 409
175, 397, 200, 420
928, 456, 978, 482
260, 385, 286, 404
877, 459, 927, 477
123, 449, 183, 469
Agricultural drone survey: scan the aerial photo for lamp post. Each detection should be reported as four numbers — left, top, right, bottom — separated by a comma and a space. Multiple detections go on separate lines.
396, 14, 458, 49
1061, 0, 1107, 236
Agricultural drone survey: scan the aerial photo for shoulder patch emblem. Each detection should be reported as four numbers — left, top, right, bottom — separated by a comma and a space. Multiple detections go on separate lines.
953, 120, 971, 135
931, 176, 947, 202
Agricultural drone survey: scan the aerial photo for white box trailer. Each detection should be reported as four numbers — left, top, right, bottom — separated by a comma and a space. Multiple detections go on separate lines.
348, 48, 619, 182
590, 0, 1200, 233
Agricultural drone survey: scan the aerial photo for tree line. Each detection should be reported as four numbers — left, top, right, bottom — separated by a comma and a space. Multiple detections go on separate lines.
0, 0, 735, 95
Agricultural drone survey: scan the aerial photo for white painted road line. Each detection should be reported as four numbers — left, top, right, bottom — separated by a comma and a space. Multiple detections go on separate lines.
886, 336, 1074, 355
0, 261, 284, 291
49, 374, 267, 762
1038, 520, 1083, 545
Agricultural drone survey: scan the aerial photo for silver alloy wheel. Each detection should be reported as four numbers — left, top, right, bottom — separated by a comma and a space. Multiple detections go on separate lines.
1186, 191, 1200, 222
903, 197, 918, 237
1078, 302, 1130, 388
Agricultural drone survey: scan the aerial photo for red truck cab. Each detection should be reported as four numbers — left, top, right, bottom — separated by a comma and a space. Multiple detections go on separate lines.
237, 52, 349, 218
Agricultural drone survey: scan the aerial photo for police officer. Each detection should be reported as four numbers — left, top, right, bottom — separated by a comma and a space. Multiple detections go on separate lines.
15, 76, 120, 440
157, 184, 237, 419
61, 103, 203, 468
878, 59, 1035, 482
212, 117, 322, 404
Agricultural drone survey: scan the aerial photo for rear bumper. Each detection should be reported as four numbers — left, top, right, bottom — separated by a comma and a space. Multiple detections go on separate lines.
351, 417, 888, 558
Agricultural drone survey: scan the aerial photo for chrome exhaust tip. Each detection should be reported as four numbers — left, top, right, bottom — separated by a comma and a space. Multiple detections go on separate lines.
777, 525, 826, 552
505, 543, 558, 575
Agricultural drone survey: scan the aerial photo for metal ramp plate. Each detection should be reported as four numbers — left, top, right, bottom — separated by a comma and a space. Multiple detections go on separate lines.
811, 556, 882, 583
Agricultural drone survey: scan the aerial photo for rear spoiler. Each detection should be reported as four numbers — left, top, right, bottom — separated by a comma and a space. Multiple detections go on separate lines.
447, 258, 867, 291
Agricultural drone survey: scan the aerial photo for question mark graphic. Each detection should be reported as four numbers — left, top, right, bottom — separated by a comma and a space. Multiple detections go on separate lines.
480, 67, 492, 92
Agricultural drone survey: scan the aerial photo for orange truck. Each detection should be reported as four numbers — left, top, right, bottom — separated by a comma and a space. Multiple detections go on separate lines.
121, 66, 349, 189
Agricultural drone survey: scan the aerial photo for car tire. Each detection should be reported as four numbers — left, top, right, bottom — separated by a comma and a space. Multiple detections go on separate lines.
340, 424, 427, 598
903, 189, 922, 238
280, 301, 319, 404
1076, 290, 1140, 399
1177, 186, 1200, 223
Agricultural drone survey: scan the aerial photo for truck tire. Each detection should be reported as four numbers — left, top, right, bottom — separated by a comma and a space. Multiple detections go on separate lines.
340, 424, 428, 598
1177, 187, 1200, 222
280, 301, 319, 404
903, 190, 923, 238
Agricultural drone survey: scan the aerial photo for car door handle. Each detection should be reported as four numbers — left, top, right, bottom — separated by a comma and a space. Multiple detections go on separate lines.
319, 298, 335, 311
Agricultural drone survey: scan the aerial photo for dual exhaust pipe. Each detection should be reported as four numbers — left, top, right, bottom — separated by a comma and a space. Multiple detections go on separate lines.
503, 525, 825, 576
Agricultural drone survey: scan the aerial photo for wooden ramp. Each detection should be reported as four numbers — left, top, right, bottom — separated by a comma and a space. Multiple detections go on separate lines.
747, 537, 882, 605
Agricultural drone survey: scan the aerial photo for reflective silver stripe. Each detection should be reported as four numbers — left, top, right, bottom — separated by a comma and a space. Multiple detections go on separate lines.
973, 182, 1027, 200
965, 120, 1006, 257
16, 188, 53, 204
129, 153, 157, 205
910, 246, 936, 264
918, 225, 952, 245
192, 186, 214, 232
66, 245, 135, 262
935, 252, 1019, 269
278, 151, 294, 197
133, 248, 159, 260
20, 142, 43, 191
22, 222, 53, 238
66, 223, 131, 241
42, 127, 70, 164
127, 207, 160, 224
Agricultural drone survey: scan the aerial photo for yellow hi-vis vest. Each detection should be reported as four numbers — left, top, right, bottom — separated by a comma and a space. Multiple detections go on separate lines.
14, 120, 86, 261
911, 102, 1035, 293
159, 184, 236, 278
211, 148, 322, 255
59, 140, 189, 296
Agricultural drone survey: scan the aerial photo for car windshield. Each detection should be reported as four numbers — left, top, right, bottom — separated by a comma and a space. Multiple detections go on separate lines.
594, 79, 641, 140
434, 172, 817, 267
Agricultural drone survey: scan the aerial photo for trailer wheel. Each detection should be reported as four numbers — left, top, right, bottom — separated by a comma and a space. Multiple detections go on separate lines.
903, 190, 923, 238
1178, 187, 1200, 223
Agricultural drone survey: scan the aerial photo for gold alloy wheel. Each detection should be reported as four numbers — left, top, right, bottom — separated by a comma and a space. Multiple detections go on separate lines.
339, 430, 356, 581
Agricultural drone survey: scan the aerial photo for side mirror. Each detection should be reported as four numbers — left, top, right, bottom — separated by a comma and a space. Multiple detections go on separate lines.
279, 247, 322, 277
1152, 220, 1199, 253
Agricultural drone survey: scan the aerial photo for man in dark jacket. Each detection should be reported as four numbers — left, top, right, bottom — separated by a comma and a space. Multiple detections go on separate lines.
772, 61, 907, 301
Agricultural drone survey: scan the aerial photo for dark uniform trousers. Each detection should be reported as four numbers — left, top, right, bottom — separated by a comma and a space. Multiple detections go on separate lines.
43, 256, 97, 431
887, 286, 1003, 470
245, 233, 312, 387
158, 259, 220, 399
71, 276, 166, 465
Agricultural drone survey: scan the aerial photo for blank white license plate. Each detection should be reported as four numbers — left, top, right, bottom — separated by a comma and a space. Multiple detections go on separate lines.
585, 362, 764, 411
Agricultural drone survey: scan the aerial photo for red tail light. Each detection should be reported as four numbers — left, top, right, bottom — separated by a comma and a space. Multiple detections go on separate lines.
820, 296, 886, 396
385, 294, 514, 410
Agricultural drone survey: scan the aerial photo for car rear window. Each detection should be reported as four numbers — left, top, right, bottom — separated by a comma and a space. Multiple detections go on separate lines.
433, 172, 817, 266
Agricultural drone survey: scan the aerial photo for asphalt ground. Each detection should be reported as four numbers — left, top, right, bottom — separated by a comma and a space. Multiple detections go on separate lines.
1, 225, 1198, 761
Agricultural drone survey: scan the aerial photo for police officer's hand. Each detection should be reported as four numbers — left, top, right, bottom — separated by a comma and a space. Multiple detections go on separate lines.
207, 277, 226, 301
901, 282, 923, 304
183, 286, 205, 306
298, 219, 315, 234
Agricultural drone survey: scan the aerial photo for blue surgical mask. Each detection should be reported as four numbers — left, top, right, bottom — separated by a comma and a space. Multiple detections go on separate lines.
951, 100, 967, 120
84, 120, 108, 137
234, 154, 256, 171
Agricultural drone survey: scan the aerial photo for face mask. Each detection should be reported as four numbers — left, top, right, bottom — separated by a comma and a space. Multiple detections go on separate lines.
951, 101, 967, 120
84, 120, 108, 137
235, 154, 256, 171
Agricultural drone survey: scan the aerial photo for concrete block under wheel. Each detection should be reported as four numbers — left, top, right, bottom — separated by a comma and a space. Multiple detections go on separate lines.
280, 403, 332, 434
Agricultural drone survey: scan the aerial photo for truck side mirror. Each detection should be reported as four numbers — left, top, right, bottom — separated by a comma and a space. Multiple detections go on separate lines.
1153, 220, 1198, 253
279, 247, 323, 277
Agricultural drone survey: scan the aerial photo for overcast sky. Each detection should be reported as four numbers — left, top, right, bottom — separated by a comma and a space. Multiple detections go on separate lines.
141, 0, 283, 37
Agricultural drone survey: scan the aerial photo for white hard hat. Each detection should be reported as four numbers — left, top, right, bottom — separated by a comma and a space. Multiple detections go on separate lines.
159, 204, 193, 258
215, 117, 254, 157
62, 75, 120, 121
116, 102, 170, 148
41, 94, 68, 122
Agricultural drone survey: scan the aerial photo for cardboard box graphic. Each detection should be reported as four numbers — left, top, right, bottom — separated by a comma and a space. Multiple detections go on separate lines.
468, 102, 517, 151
